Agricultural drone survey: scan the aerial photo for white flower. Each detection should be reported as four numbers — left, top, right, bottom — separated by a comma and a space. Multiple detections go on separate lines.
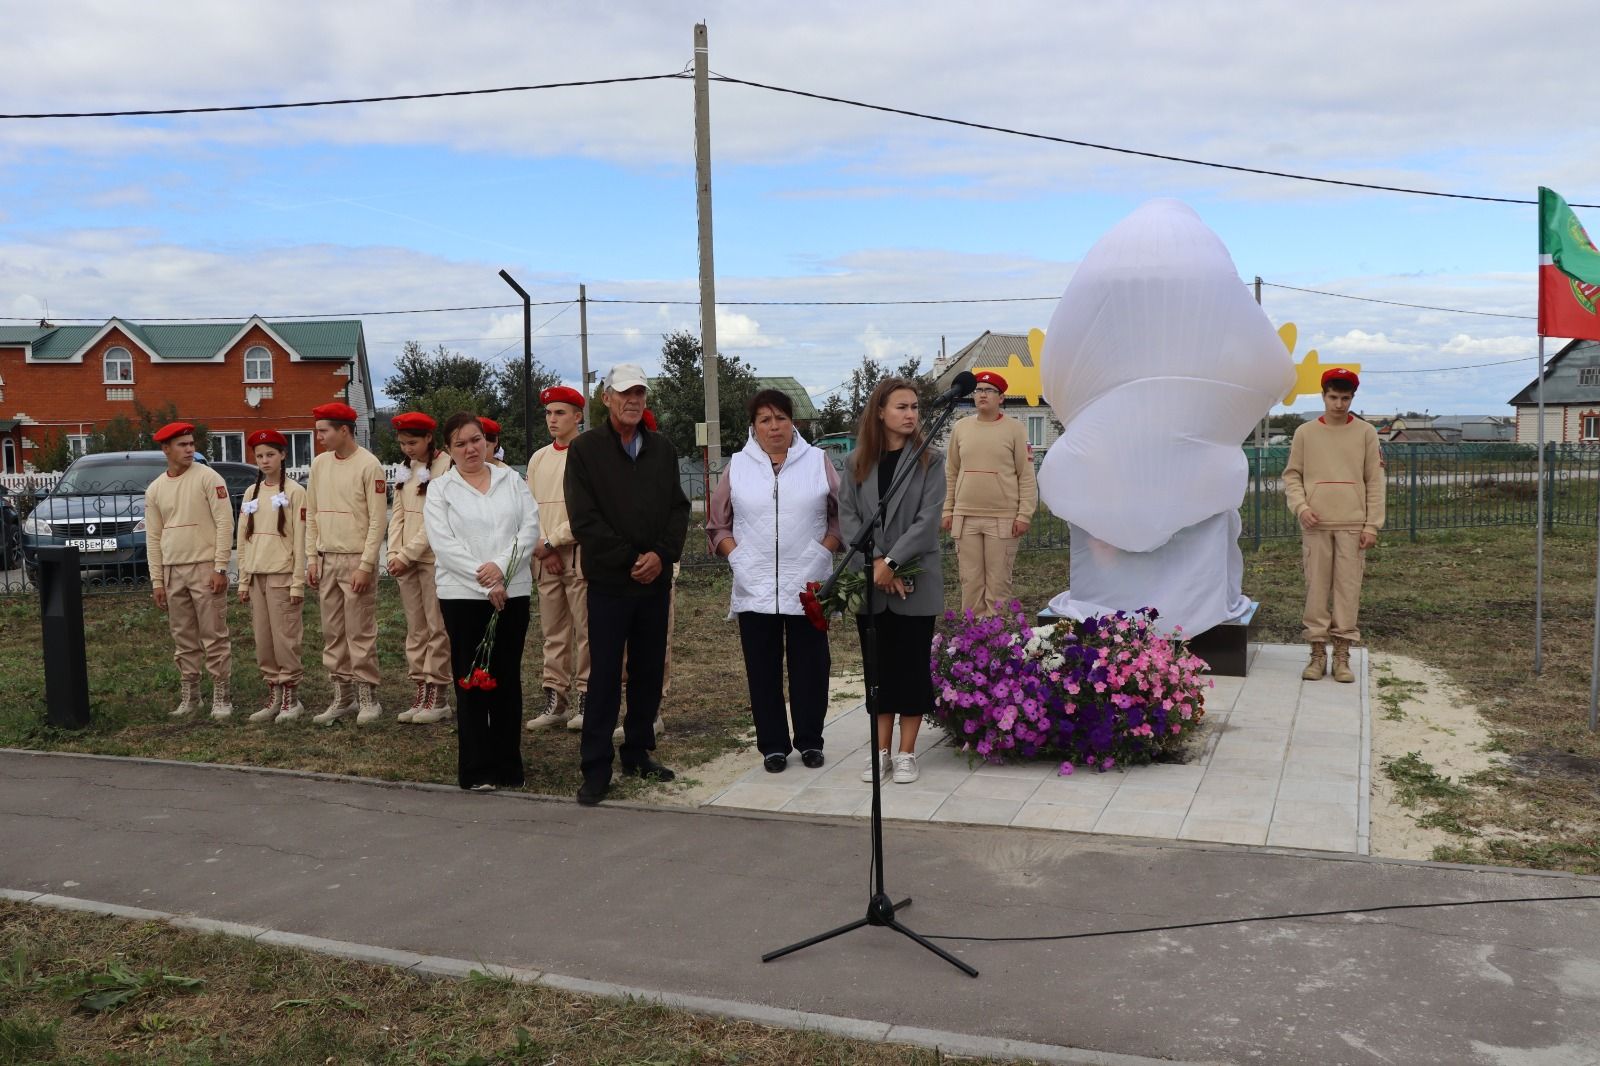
392, 465, 411, 485
270, 492, 290, 509
415, 468, 431, 484
241, 500, 259, 515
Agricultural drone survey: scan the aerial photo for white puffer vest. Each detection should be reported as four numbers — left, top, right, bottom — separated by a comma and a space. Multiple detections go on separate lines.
727, 428, 834, 616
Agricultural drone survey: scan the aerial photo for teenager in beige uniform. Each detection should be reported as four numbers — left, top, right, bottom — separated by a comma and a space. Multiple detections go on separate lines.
304, 401, 389, 724
387, 412, 454, 724
941, 370, 1037, 617
236, 430, 308, 723
145, 421, 234, 718
525, 386, 590, 731
1283, 367, 1385, 684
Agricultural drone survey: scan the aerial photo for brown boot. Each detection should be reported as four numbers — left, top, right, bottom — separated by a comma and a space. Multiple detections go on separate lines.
1332, 640, 1356, 684
1301, 643, 1327, 681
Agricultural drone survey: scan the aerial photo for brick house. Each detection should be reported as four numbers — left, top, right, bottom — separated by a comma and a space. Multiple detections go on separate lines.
0, 317, 374, 472
1509, 339, 1600, 444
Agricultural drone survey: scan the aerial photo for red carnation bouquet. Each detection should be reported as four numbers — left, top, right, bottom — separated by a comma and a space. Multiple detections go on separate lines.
800, 559, 924, 632
459, 539, 525, 691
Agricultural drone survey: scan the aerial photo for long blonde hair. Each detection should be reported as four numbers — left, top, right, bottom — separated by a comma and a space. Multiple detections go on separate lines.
850, 377, 930, 485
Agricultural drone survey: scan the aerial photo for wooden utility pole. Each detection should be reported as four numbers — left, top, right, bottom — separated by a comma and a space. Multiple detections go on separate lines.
579, 283, 590, 430
694, 21, 721, 468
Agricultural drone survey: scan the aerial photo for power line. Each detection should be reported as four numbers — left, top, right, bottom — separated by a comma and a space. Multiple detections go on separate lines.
710, 73, 1600, 209
0, 72, 690, 120
589, 296, 1060, 306
1263, 282, 1535, 320
1363, 356, 1532, 374
0, 301, 574, 323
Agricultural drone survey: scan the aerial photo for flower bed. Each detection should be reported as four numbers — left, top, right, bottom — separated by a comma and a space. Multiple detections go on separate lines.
929, 603, 1211, 774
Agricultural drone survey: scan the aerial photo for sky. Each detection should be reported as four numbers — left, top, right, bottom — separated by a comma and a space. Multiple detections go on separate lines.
3, 0, 1597, 417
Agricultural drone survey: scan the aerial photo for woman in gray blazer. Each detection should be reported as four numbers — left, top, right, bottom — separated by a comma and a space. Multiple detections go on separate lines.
839, 377, 947, 785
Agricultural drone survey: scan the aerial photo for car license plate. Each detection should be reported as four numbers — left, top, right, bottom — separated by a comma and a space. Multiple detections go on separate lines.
65, 538, 117, 552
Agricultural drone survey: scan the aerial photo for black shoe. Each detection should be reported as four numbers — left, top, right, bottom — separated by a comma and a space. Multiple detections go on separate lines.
621, 758, 676, 782
801, 749, 825, 769
576, 779, 609, 806
763, 753, 787, 773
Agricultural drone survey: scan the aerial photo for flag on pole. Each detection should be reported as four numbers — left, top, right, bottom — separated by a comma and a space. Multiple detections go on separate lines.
1539, 187, 1600, 340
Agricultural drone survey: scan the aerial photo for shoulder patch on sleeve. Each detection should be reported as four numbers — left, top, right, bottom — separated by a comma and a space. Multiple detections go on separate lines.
375, 478, 387, 494
216, 485, 227, 499
300, 507, 307, 520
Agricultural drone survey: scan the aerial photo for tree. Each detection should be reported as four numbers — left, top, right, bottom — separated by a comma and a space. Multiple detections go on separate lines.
649, 330, 757, 457
87, 402, 208, 456
384, 341, 498, 413
33, 432, 73, 472
491, 354, 562, 465
813, 391, 853, 438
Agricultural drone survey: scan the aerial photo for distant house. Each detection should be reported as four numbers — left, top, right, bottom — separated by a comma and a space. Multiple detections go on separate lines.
931, 332, 1059, 453
1388, 427, 1454, 444
646, 374, 818, 435
0, 317, 374, 472
1429, 414, 1515, 443
1509, 339, 1600, 444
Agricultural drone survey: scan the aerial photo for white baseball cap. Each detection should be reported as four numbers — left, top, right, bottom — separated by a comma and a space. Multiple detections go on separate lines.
605, 362, 649, 392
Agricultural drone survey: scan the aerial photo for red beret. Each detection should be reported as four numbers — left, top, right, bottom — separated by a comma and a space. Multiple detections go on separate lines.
974, 370, 1008, 393
311, 402, 359, 423
246, 429, 288, 451
479, 416, 501, 437
641, 409, 658, 432
1320, 367, 1360, 390
153, 421, 194, 444
391, 412, 437, 434
540, 385, 585, 409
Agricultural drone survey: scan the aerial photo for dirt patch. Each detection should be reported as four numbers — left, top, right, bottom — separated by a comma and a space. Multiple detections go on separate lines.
1369, 651, 1504, 860
1511, 747, 1600, 791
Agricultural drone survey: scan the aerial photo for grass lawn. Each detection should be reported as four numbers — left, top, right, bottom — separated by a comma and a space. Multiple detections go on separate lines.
3, 525, 1600, 872
0, 901, 1009, 1065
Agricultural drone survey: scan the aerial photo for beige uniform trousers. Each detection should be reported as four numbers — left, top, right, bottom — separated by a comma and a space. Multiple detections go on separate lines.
536, 545, 589, 693
317, 552, 381, 685
1301, 528, 1365, 644
952, 515, 1021, 617
164, 561, 231, 683
395, 564, 452, 685
248, 572, 303, 685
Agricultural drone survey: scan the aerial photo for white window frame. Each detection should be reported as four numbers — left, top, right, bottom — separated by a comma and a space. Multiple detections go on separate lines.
1582, 368, 1600, 387
1027, 415, 1046, 448
1583, 414, 1600, 442
211, 432, 245, 464
244, 344, 273, 383
66, 435, 89, 458
1, 438, 14, 474
283, 431, 314, 471
103, 345, 134, 384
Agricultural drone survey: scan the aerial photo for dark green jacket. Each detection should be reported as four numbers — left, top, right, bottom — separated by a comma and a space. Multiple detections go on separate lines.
565, 418, 690, 597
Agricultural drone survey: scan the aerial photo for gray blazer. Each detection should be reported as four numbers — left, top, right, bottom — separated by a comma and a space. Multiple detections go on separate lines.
838, 447, 946, 616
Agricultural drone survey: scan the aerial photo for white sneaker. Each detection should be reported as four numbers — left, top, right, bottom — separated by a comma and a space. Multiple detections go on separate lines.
891, 752, 919, 784
860, 749, 892, 783
613, 715, 665, 743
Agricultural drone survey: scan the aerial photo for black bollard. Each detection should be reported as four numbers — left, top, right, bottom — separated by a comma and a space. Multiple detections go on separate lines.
37, 546, 90, 728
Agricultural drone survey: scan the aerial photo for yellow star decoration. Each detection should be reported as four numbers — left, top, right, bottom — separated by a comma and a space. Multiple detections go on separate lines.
1279, 322, 1358, 405
972, 328, 1049, 407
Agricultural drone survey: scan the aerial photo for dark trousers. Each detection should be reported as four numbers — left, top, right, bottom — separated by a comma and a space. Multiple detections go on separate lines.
441, 596, 530, 790
856, 612, 936, 719
738, 611, 830, 756
582, 584, 670, 785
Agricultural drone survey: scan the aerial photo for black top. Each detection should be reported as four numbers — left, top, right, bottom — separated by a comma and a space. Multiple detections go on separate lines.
564, 418, 691, 597
877, 447, 903, 503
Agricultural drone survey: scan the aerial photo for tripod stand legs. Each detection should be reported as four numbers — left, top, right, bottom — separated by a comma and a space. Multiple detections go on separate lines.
762, 894, 978, 976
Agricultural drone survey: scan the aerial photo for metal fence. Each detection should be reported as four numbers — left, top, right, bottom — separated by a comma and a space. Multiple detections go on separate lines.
4, 443, 1596, 594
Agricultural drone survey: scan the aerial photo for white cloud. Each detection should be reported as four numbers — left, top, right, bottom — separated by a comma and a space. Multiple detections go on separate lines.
713, 308, 777, 349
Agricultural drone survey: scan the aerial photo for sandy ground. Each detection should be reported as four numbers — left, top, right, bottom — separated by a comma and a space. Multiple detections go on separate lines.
1367, 650, 1502, 860
658, 670, 866, 807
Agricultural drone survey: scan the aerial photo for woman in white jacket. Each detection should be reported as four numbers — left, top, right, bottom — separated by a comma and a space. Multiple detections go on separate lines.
424, 412, 539, 791
706, 389, 841, 773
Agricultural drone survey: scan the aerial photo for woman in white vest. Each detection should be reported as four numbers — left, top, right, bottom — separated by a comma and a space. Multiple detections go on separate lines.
706, 389, 842, 773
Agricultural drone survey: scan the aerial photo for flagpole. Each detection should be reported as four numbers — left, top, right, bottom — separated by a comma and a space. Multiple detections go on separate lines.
1535, 335, 1546, 676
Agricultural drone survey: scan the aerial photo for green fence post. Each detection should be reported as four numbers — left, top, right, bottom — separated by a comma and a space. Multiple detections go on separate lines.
1252, 444, 1262, 551
1408, 443, 1418, 543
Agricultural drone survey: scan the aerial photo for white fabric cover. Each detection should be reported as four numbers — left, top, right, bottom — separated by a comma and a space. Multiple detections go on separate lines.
1036, 199, 1292, 634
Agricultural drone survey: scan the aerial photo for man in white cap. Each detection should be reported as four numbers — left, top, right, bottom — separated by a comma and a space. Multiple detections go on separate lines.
564, 362, 690, 806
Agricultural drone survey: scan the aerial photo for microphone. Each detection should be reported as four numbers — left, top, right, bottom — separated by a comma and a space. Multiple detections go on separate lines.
929, 370, 977, 407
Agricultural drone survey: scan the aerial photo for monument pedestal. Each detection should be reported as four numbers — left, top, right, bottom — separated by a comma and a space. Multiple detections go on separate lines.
1036, 600, 1258, 678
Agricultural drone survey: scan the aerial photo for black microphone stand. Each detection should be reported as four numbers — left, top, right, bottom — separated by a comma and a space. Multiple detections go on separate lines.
762, 392, 978, 977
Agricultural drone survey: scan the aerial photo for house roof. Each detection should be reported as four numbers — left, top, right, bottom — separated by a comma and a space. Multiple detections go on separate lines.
1509, 339, 1600, 405
0, 318, 364, 363
934, 331, 1035, 396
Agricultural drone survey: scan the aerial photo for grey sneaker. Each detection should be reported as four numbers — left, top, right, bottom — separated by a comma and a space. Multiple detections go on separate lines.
860, 748, 892, 783
891, 751, 919, 784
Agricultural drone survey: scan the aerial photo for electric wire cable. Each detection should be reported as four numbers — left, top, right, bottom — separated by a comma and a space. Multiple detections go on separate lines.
1262, 282, 1536, 320
0, 72, 691, 120
0, 301, 574, 323
709, 72, 1600, 209
920, 892, 1600, 944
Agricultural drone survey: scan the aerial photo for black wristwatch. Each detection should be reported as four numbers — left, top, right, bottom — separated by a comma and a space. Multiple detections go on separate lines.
883, 555, 900, 572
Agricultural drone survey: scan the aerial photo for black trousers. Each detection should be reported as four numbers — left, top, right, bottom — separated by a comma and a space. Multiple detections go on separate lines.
441, 596, 530, 790
738, 611, 830, 757
582, 584, 670, 785
856, 611, 936, 719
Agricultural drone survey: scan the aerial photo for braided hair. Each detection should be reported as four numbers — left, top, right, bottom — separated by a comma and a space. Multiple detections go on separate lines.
397, 430, 441, 494
243, 445, 289, 540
